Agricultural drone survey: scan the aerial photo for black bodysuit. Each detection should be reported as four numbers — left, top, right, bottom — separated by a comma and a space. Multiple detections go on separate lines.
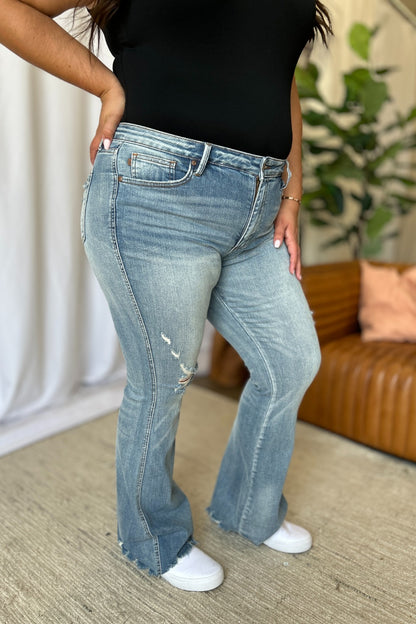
103, 0, 316, 159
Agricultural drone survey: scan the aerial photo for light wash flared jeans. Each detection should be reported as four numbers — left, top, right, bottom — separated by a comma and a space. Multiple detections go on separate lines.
81, 122, 321, 576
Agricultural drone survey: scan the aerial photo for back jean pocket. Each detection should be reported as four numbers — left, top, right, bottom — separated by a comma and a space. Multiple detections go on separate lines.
118, 144, 197, 188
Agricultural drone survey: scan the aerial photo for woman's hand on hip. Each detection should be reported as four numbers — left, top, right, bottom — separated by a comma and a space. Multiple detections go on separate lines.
90, 79, 126, 164
273, 201, 302, 281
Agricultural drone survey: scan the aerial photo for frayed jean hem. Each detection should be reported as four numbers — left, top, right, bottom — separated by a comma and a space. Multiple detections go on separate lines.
119, 536, 197, 577
206, 506, 286, 547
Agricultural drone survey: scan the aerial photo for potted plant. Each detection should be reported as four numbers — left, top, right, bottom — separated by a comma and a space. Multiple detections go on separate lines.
295, 22, 416, 259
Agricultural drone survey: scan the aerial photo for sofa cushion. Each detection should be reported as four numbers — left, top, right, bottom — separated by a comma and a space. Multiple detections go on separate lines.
359, 261, 416, 342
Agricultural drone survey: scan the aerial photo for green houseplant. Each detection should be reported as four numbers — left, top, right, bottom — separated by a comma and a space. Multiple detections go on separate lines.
295, 23, 416, 259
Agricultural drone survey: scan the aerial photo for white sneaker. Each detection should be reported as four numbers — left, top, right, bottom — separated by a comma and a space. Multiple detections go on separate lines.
161, 546, 224, 591
263, 520, 312, 554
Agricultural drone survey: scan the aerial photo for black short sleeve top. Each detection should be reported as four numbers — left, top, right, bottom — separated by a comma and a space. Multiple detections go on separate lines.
103, 0, 316, 158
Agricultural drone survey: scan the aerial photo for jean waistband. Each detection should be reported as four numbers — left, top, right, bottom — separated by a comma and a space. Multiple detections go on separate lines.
112, 123, 289, 181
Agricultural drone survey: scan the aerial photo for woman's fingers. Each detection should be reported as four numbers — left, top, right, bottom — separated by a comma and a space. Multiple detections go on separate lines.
284, 230, 300, 279
90, 133, 104, 164
273, 205, 302, 280
296, 251, 302, 281
89, 82, 125, 165
90, 126, 115, 165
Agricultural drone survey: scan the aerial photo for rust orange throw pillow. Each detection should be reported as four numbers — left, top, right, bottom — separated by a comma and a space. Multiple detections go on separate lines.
359, 261, 416, 342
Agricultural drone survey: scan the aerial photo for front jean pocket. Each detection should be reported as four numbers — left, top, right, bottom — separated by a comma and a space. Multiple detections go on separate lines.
80, 171, 93, 243
118, 144, 196, 188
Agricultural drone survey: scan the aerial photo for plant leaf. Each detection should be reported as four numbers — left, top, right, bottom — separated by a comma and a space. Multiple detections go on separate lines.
325, 184, 345, 215
310, 217, 332, 227
375, 67, 397, 76
385, 175, 416, 187
295, 65, 321, 100
302, 184, 344, 216
345, 130, 377, 152
353, 192, 373, 213
383, 109, 416, 131
368, 141, 404, 170
318, 152, 365, 183
344, 68, 372, 102
349, 23, 372, 60
361, 80, 389, 119
362, 238, 383, 258
403, 137, 416, 150
365, 206, 393, 239
343, 69, 389, 119
321, 235, 351, 250
306, 144, 341, 155
406, 107, 416, 122
303, 110, 346, 137
390, 193, 416, 205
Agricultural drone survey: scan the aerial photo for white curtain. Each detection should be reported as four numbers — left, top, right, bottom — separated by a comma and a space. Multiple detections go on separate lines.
1, 3, 415, 453
0, 13, 126, 453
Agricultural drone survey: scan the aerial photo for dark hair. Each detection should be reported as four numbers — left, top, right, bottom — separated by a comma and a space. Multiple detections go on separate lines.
312, 1, 333, 47
73, 0, 119, 52
77, 0, 333, 53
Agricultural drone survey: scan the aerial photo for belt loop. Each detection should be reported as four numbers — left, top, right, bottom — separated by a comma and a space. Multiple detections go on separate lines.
259, 156, 267, 182
195, 143, 212, 176
282, 159, 291, 189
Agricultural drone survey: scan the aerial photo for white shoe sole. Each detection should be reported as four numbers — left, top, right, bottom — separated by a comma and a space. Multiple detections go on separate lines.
263, 534, 312, 554
162, 567, 224, 591
263, 520, 313, 554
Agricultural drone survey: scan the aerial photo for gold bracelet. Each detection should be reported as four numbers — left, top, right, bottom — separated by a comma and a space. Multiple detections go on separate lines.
281, 195, 302, 205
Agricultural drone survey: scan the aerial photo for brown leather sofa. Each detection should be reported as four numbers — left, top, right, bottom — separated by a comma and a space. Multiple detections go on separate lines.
210, 261, 416, 462
298, 261, 416, 462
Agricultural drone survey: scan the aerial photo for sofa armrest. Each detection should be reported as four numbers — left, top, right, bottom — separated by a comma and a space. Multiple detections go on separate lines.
301, 260, 413, 346
301, 261, 361, 346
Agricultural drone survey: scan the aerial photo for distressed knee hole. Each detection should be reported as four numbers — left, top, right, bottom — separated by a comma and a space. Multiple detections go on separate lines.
178, 363, 195, 386
160, 332, 197, 392
177, 363, 197, 391
179, 373, 193, 386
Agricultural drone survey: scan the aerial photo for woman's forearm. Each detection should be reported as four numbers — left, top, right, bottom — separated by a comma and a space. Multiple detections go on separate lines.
283, 77, 303, 202
0, 0, 118, 98
273, 77, 303, 280
1, 0, 125, 162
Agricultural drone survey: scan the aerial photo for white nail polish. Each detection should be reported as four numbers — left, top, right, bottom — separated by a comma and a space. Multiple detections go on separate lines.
274, 239, 281, 249
103, 138, 111, 150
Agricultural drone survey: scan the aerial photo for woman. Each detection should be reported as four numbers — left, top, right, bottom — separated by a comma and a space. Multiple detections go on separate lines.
1, 0, 332, 592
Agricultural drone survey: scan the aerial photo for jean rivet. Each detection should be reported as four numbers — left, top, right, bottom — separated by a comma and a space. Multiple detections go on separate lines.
191, 160, 197, 166
118, 175, 123, 182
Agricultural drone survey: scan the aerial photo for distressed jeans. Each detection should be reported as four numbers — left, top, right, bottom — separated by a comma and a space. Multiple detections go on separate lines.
81, 123, 321, 576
